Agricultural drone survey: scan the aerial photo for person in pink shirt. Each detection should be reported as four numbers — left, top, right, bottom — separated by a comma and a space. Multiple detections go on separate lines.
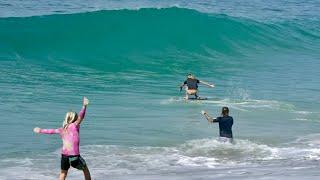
33, 97, 91, 180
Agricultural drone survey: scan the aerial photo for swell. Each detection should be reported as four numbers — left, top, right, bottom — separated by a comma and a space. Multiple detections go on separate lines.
0, 7, 319, 69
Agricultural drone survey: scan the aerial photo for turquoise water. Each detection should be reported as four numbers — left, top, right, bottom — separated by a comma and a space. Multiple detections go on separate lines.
0, 1, 320, 179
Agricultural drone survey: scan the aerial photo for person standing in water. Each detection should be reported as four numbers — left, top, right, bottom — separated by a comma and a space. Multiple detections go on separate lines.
179, 73, 214, 100
201, 107, 234, 142
33, 97, 91, 180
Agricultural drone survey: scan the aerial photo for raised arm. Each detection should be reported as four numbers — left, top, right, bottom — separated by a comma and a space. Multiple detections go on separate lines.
201, 110, 217, 123
33, 127, 62, 134
74, 97, 89, 126
199, 80, 215, 88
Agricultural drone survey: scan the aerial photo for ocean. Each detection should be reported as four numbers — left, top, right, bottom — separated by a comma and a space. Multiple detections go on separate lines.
0, 0, 320, 179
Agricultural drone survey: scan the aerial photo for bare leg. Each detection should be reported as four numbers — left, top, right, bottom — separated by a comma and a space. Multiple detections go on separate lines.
60, 170, 68, 180
185, 91, 189, 100
83, 166, 91, 180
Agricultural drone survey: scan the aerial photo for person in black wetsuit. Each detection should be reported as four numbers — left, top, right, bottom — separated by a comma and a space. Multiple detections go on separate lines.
201, 107, 234, 142
179, 74, 214, 100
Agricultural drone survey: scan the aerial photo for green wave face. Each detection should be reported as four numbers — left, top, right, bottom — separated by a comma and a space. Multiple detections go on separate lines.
0, 7, 319, 72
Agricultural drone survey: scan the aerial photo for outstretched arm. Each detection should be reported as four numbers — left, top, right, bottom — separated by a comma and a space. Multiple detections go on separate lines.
199, 80, 215, 88
201, 110, 217, 123
179, 81, 187, 91
33, 127, 62, 134
74, 97, 89, 126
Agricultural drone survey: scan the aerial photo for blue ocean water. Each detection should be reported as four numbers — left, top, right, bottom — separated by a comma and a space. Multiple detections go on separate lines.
0, 0, 320, 179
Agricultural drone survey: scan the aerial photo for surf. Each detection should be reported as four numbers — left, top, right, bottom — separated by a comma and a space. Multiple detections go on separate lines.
0, 8, 319, 71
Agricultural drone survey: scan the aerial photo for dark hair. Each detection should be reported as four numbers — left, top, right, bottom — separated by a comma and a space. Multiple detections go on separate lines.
221, 107, 229, 116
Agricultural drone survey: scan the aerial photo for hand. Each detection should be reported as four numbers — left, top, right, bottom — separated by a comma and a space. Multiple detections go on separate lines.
33, 127, 41, 133
201, 110, 207, 115
83, 97, 89, 106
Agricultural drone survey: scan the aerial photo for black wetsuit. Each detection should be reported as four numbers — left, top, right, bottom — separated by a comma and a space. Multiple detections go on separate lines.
184, 78, 200, 90
214, 116, 233, 138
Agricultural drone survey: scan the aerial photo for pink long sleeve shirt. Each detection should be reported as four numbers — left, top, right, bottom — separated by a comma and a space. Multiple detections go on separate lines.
39, 106, 86, 156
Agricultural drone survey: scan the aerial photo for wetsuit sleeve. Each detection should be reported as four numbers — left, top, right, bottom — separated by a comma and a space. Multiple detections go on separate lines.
184, 80, 187, 85
212, 117, 221, 123
197, 79, 200, 83
39, 128, 62, 134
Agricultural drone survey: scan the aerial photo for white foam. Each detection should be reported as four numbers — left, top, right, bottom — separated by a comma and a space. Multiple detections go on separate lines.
2, 137, 320, 179
162, 97, 295, 111
294, 111, 313, 115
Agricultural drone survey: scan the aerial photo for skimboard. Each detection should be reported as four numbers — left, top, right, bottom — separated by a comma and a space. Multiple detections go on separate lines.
185, 97, 208, 100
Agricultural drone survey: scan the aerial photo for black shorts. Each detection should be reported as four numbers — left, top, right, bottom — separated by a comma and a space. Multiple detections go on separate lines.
61, 154, 87, 171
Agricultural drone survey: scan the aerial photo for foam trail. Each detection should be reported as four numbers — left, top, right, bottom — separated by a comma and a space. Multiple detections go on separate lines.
1, 137, 320, 179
